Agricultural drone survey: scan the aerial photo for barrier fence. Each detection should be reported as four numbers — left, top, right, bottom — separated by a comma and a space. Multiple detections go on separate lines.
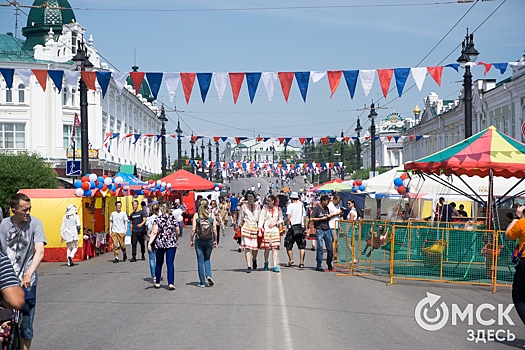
335, 220, 516, 293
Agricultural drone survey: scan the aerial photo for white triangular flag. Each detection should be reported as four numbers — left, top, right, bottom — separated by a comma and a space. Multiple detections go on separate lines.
261, 72, 277, 102
213, 72, 228, 102
164, 72, 180, 102
311, 71, 327, 83
112, 72, 129, 94
509, 57, 525, 67
15, 69, 32, 88
411, 67, 426, 91
64, 71, 80, 90
359, 69, 375, 97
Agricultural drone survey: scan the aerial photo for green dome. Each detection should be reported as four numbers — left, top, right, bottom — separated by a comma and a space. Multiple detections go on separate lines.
22, 0, 76, 50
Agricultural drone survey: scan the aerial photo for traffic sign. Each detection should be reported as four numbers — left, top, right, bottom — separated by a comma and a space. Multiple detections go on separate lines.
66, 160, 81, 176
522, 121, 525, 137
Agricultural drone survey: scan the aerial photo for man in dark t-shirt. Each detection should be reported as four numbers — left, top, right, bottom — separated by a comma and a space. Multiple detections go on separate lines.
310, 195, 334, 271
277, 191, 288, 220
129, 200, 146, 262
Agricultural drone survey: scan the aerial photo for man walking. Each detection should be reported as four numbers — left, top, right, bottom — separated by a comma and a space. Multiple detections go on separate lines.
109, 201, 128, 263
0, 193, 47, 350
285, 192, 306, 268
311, 194, 334, 271
129, 200, 146, 262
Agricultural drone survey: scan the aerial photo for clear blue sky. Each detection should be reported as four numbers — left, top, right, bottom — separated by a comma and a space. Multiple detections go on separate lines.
1, 0, 524, 156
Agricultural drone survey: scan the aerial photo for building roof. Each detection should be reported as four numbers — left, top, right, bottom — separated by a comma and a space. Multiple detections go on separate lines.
22, 0, 76, 50
0, 33, 39, 62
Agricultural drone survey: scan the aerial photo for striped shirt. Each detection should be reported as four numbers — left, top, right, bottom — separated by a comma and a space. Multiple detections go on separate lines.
0, 251, 19, 291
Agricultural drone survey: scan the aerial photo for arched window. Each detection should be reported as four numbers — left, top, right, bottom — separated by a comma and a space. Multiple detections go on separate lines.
18, 84, 25, 103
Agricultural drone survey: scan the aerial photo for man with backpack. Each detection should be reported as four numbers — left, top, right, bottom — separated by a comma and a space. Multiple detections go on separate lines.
190, 199, 217, 288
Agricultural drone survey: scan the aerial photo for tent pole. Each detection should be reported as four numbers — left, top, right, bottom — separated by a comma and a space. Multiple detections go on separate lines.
487, 169, 493, 230
450, 170, 486, 204
495, 177, 525, 205
425, 173, 484, 204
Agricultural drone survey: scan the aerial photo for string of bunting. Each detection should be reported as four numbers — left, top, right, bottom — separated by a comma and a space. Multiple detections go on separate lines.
0, 59, 522, 103
185, 159, 344, 173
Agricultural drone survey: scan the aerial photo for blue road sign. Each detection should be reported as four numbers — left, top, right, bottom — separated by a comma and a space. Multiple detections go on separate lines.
66, 160, 81, 176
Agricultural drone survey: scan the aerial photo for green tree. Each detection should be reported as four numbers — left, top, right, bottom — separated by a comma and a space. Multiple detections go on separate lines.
301, 137, 358, 176
351, 167, 390, 180
0, 152, 58, 213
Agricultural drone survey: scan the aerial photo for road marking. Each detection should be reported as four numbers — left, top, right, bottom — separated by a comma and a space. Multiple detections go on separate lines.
277, 268, 293, 350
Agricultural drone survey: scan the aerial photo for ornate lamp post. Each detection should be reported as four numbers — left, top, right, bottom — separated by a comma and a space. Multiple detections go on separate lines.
157, 105, 168, 177
340, 130, 344, 179
456, 28, 479, 139
368, 102, 378, 176
200, 140, 205, 177
71, 40, 94, 175
190, 134, 195, 173
208, 139, 212, 180
175, 119, 183, 170
355, 118, 363, 170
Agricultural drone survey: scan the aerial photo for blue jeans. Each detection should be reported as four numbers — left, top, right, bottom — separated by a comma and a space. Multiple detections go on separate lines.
330, 228, 335, 242
195, 238, 214, 285
148, 247, 156, 277
20, 285, 37, 339
155, 247, 177, 285
316, 229, 333, 269
178, 221, 183, 237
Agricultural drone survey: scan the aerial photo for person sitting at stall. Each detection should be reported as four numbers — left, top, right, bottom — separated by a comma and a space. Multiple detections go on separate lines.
402, 203, 413, 221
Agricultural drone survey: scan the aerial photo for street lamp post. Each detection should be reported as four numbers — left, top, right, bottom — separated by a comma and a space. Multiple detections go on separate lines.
456, 28, 479, 139
215, 141, 220, 181
328, 142, 332, 180
355, 118, 363, 170
254, 149, 257, 162
71, 40, 94, 176
175, 119, 183, 170
340, 130, 344, 179
190, 134, 195, 173
158, 105, 168, 177
208, 140, 212, 180
200, 140, 205, 177
368, 102, 378, 176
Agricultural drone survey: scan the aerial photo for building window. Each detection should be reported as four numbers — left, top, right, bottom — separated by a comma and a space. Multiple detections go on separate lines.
62, 87, 68, 105
0, 123, 25, 149
6, 89, 12, 103
71, 89, 76, 106
63, 125, 80, 149
393, 151, 400, 167
18, 84, 25, 103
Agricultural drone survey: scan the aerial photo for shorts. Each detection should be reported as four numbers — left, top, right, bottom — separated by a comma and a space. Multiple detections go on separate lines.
20, 285, 37, 339
284, 230, 306, 250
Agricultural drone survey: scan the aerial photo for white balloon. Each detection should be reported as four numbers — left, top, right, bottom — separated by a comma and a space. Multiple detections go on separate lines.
157, 180, 162, 185
403, 179, 410, 187
167, 183, 172, 187
214, 187, 219, 191
89, 173, 97, 182
161, 182, 166, 187
75, 188, 84, 197
114, 176, 123, 184
104, 177, 113, 185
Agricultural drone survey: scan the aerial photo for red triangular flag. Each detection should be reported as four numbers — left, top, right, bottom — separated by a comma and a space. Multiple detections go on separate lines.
257, 137, 263, 142
377, 69, 393, 98
185, 159, 190, 165
229, 73, 245, 104
213, 136, 220, 143
210, 162, 215, 167
344, 137, 351, 143
477, 62, 492, 76
277, 137, 285, 145
130, 72, 145, 95
191, 135, 198, 142
32, 69, 48, 91
81, 71, 97, 91
327, 70, 342, 98
427, 66, 443, 86
299, 138, 306, 145
180, 73, 196, 104
235, 137, 242, 145
409, 135, 415, 141
320, 137, 328, 145
278, 72, 294, 102
387, 136, 392, 141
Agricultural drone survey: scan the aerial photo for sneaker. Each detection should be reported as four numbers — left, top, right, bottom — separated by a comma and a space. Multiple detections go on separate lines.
206, 276, 214, 286
311, 247, 316, 251
123, 252, 127, 262
169, 284, 176, 290
150, 277, 155, 283
253, 259, 257, 270
154, 283, 161, 289
246, 267, 252, 273
113, 258, 119, 263
316, 267, 324, 272
130, 257, 137, 262
67, 257, 72, 267
197, 284, 206, 288
273, 266, 280, 273
263, 262, 269, 271
328, 265, 333, 271
238, 248, 242, 252
141, 254, 145, 261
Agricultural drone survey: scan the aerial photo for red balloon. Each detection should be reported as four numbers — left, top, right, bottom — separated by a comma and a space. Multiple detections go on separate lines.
102, 184, 108, 191
81, 176, 89, 183
355, 180, 362, 186
397, 185, 407, 195
81, 182, 90, 190
400, 173, 408, 180
110, 190, 116, 196
103, 175, 107, 179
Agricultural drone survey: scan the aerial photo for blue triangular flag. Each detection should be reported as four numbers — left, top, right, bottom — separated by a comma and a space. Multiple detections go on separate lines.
415, 136, 423, 141
394, 136, 400, 142
445, 63, 459, 72
0, 68, 14, 89
245, 72, 261, 103
394, 68, 411, 97
146, 72, 163, 100
48, 70, 63, 93
306, 137, 313, 144
492, 63, 508, 74
133, 134, 141, 144
343, 70, 359, 99
294, 72, 310, 102
196, 73, 213, 103
96, 71, 111, 98
221, 137, 228, 142
329, 137, 336, 144
284, 137, 292, 145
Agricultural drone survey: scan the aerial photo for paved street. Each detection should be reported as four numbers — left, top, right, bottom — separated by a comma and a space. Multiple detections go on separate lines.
33, 178, 524, 349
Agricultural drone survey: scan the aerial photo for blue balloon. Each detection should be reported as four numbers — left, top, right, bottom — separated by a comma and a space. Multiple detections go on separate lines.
359, 185, 366, 191
160, 187, 166, 192
351, 187, 357, 193
155, 184, 161, 189
74, 180, 83, 189
137, 190, 143, 195
394, 177, 403, 187
96, 182, 104, 189
110, 184, 116, 191
84, 190, 92, 196
97, 176, 104, 184
90, 181, 96, 189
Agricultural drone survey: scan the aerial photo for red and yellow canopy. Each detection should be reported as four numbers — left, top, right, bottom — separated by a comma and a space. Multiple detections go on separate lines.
405, 126, 525, 178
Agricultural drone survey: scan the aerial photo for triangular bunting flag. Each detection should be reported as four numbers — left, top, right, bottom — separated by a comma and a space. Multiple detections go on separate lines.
32, 69, 48, 91
411, 67, 426, 91
386, 136, 392, 141
15, 69, 31, 88
394, 136, 400, 143
229, 72, 245, 104
359, 70, 375, 97
213, 136, 220, 143
164, 72, 180, 102
0, 68, 14, 89
213, 72, 228, 102
130, 72, 145, 95
96, 71, 111, 98
377, 69, 393, 98
394, 68, 410, 97
327, 71, 342, 98
284, 137, 292, 145
427, 66, 443, 86
492, 63, 508, 74
146, 72, 163, 100
299, 138, 306, 145
180, 73, 196, 104
277, 138, 285, 145
415, 136, 423, 141
477, 62, 492, 76
311, 71, 327, 83
111, 72, 128, 93
294, 71, 310, 102
320, 138, 328, 145
445, 63, 459, 72
64, 70, 80, 90
262, 72, 277, 102
221, 137, 228, 142
197, 73, 213, 103
48, 70, 63, 93
278, 72, 294, 102
81, 71, 97, 91
246, 72, 261, 104
342, 70, 359, 99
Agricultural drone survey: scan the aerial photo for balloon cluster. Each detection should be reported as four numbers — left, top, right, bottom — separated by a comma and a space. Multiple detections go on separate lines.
141, 179, 173, 197
393, 173, 410, 195
351, 179, 367, 193
214, 183, 224, 192
74, 174, 123, 197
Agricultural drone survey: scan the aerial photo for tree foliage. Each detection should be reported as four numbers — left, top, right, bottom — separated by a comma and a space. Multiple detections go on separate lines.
300, 137, 358, 175
0, 152, 58, 212
351, 167, 390, 180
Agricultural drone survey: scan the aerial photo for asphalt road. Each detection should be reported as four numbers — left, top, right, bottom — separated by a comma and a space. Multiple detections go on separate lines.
33, 178, 524, 350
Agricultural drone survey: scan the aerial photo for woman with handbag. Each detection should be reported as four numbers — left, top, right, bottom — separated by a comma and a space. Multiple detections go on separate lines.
258, 195, 284, 272
236, 191, 261, 273
147, 203, 179, 290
